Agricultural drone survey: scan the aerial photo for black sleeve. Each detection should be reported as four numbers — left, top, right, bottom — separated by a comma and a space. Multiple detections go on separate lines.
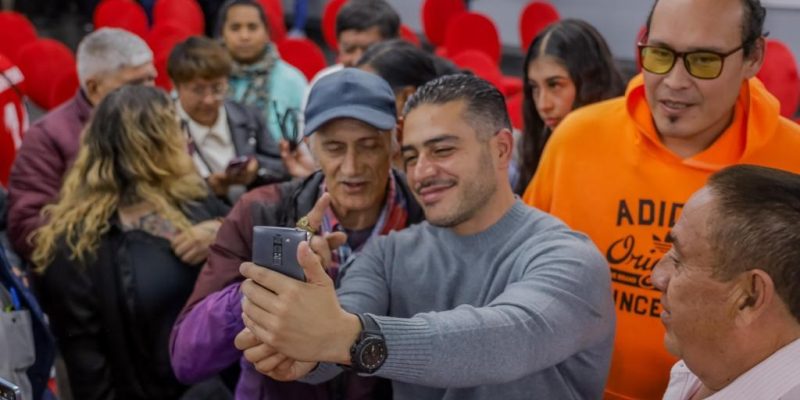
38, 250, 116, 400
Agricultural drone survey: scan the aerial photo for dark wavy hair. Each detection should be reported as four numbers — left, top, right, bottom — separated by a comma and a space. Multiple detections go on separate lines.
515, 19, 624, 194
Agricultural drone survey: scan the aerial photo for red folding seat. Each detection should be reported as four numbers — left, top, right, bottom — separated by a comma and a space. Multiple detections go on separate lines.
153, 0, 205, 35
277, 38, 327, 81
756, 39, 799, 118
49, 70, 80, 110
94, 0, 149, 38
519, 1, 560, 52
450, 50, 504, 94
16, 39, 76, 110
400, 24, 421, 48
421, 0, 466, 47
443, 12, 501, 64
321, 0, 347, 51
0, 12, 37, 64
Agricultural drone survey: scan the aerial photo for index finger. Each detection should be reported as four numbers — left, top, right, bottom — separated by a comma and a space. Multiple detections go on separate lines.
303, 193, 331, 232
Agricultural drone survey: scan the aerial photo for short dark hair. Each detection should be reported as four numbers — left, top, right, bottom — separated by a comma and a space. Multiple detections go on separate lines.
404, 74, 511, 140
706, 165, 800, 323
517, 19, 624, 194
168, 36, 232, 84
356, 39, 438, 91
215, 0, 269, 38
645, 0, 766, 57
336, 0, 400, 40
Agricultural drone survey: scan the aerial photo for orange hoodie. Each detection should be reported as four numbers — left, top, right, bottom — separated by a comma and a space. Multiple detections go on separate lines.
523, 75, 800, 400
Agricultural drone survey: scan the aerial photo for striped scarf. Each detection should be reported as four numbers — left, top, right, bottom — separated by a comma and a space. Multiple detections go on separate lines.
320, 173, 409, 280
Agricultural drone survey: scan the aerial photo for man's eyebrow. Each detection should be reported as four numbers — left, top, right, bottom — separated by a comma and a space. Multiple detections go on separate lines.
645, 40, 729, 53
401, 134, 460, 153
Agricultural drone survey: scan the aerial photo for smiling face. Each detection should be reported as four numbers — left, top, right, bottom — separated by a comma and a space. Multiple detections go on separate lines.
651, 188, 742, 367
527, 56, 577, 129
643, 0, 762, 157
222, 4, 270, 64
311, 118, 393, 220
401, 100, 499, 229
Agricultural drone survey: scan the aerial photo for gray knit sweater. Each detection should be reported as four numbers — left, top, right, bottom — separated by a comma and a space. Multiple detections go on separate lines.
304, 200, 615, 400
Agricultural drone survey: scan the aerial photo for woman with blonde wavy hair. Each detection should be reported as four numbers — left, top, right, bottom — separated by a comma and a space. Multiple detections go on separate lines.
32, 85, 228, 400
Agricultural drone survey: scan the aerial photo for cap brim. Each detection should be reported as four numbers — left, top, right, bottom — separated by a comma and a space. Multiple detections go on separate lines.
304, 105, 397, 136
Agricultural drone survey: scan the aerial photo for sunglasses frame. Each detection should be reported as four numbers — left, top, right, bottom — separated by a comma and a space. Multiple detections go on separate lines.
637, 43, 745, 80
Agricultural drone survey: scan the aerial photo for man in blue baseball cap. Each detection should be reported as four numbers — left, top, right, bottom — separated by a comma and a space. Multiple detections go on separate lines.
169, 68, 424, 400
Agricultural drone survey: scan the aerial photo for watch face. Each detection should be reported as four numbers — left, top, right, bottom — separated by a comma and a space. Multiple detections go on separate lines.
358, 337, 387, 371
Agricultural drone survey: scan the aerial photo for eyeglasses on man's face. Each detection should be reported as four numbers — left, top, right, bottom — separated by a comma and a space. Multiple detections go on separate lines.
183, 80, 229, 99
638, 43, 745, 80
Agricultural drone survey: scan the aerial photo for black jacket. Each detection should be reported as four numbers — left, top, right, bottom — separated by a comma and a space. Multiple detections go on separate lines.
37, 195, 228, 400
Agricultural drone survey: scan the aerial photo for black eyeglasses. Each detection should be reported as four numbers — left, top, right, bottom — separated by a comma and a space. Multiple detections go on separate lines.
638, 43, 745, 79
272, 102, 301, 151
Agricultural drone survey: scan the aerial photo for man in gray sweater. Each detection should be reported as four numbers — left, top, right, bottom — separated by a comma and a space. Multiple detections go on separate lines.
235, 74, 616, 399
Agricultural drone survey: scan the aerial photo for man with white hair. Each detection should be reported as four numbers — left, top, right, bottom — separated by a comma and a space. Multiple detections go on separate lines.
7, 28, 156, 259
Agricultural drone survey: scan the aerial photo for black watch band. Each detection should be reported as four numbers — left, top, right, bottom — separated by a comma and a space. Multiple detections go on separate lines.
349, 314, 387, 374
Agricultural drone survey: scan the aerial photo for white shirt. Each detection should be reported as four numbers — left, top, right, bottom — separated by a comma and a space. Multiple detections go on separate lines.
177, 102, 234, 177
663, 337, 800, 400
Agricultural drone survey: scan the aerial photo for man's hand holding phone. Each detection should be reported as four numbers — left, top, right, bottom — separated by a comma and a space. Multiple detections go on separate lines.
237, 194, 361, 377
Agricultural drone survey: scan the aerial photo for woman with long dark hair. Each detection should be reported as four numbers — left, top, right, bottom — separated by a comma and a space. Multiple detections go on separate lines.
515, 19, 625, 194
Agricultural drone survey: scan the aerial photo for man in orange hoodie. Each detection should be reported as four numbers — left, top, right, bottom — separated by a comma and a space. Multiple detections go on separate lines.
523, 0, 800, 399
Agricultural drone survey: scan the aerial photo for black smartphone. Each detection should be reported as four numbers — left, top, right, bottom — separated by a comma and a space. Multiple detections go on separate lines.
252, 226, 309, 281
225, 155, 251, 175
0, 377, 21, 400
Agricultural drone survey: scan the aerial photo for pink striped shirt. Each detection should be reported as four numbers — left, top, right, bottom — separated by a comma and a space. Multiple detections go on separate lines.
663, 338, 800, 400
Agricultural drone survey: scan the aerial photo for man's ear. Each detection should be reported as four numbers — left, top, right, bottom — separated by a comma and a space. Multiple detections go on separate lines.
84, 78, 100, 105
734, 269, 773, 327
493, 128, 514, 168
743, 37, 766, 79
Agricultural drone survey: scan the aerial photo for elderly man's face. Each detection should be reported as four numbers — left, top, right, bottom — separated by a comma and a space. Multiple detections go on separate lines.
652, 188, 743, 366
643, 0, 762, 156
86, 62, 157, 105
312, 118, 392, 217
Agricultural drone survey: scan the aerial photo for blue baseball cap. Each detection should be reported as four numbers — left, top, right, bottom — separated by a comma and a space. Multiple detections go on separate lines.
303, 68, 397, 137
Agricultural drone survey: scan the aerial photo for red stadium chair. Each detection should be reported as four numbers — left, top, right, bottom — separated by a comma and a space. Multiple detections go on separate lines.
450, 50, 504, 94
261, 2, 286, 43
400, 24, 421, 48
443, 12, 501, 64
0, 53, 27, 186
519, 1, 560, 53
0, 12, 37, 64
506, 92, 524, 130
756, 39, 800, 118
49, 70, 80, 110
258, 0, 283, 23
277, 38, 327, 81
153, 0, 205, 35
322, 0, 347, 51
501, 76, 524, 98
146, 23, 193, 90
421, 0, 466, 47
94, 0, 149, 38
16, 39, 76, 110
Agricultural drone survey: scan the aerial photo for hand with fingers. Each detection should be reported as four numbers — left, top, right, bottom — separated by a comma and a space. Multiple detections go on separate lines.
237, 193, 362, 376
234, 326, 318, 381
280, 140, 316, 178
171, 219, 222, 265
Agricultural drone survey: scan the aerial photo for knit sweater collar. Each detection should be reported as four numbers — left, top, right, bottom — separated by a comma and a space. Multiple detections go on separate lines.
435, 199, 531, 251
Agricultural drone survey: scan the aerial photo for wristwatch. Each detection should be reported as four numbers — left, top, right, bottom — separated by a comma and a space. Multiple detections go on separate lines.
349, 313, 387, 374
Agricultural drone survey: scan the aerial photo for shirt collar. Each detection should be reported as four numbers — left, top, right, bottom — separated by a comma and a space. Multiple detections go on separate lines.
176, 101, 229, 145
